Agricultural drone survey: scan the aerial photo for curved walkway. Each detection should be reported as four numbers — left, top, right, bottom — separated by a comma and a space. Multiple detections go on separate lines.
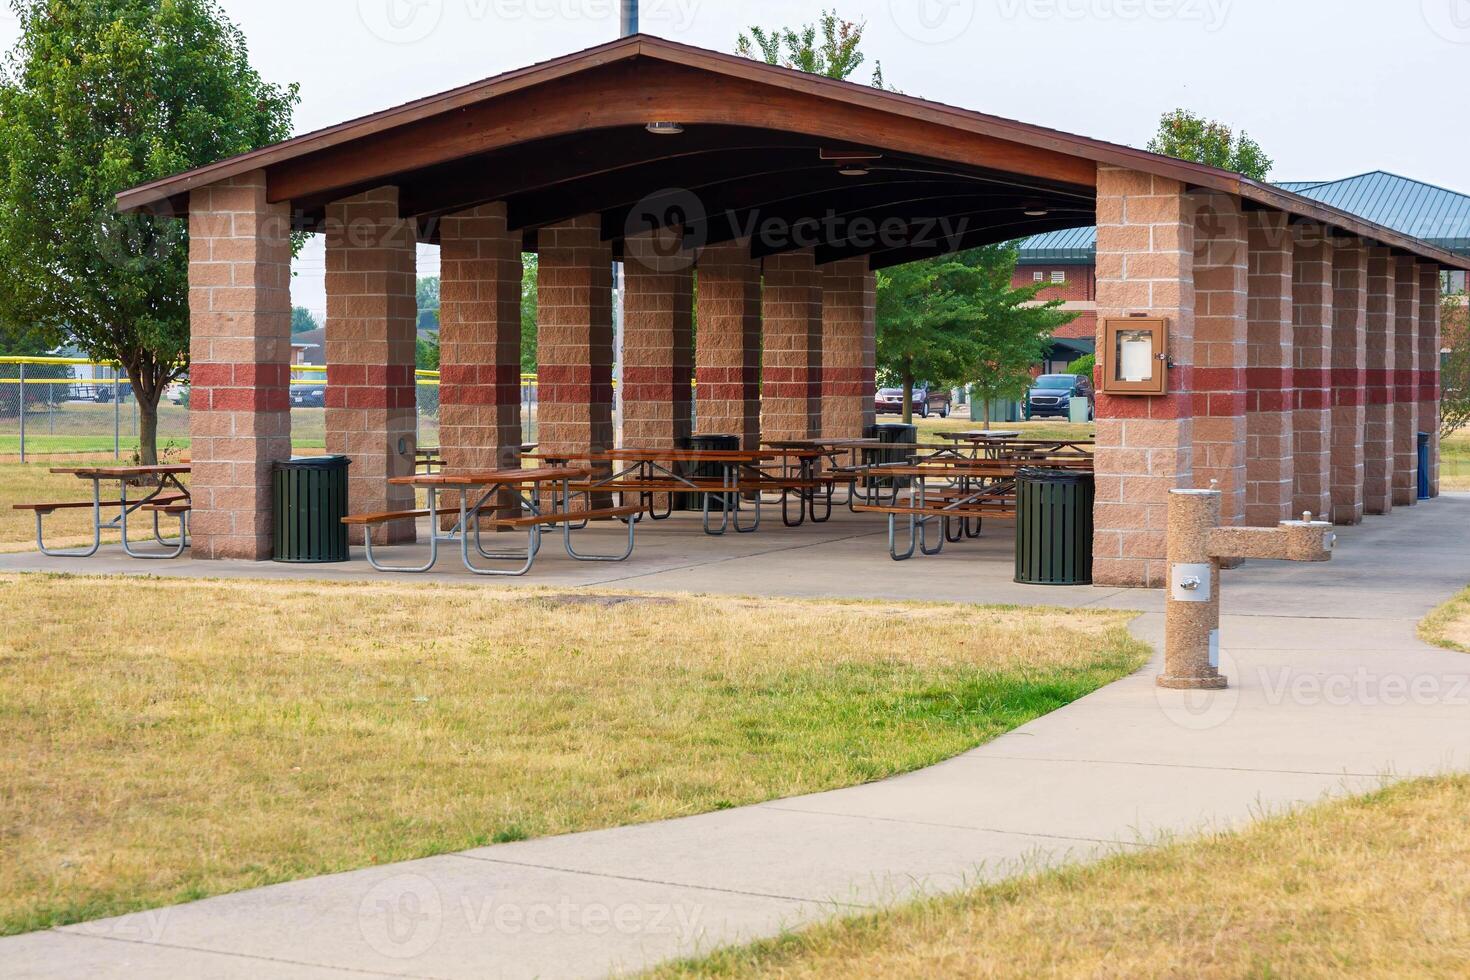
8, 498, 1470, 979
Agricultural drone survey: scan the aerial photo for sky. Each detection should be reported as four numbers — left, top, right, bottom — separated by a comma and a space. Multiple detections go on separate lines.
3, 0, 1467, 320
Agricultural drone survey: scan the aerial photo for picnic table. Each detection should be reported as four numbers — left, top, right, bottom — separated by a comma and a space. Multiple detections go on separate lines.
849, 463, 1021, 560
18, 465, 191, 559
529, 446, 837, 532
344, 466, 638, 576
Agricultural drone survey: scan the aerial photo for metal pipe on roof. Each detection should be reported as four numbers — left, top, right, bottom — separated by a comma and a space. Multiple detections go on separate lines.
620, 0, 637, 36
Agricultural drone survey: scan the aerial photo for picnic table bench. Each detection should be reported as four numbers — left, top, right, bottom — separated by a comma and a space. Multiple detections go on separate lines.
847, 463, 1026, 560
343, 466, 641, 576
18, 465, 191, 559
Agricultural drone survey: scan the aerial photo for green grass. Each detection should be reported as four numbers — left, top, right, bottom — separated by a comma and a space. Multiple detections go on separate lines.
652, 777, 1470, 979
0, 575, 1148, 936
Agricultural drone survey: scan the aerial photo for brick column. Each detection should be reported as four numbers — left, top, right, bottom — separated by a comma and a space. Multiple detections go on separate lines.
324, 187, 418, 544
186, 171, 292, 560
1092, 166, 1195, 588
760, 249, 823, 442
1420, 265, 1443, 497
621, 231, 693, 449
1362, 247, 1397, 515
820, 257, 877, 439
1291, 230, 1334, 519
1245, 211, 1294, 526
1190, 191, 1248, 527
537, 216, 614, 498
1392, 256, 1422, 507
694, 241, 761, 447
1330, 242, 1368, 524
439, 202, 523, 475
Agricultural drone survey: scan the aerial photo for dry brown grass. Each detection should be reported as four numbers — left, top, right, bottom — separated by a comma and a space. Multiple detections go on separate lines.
655, 777, 1470, 979
1419, 584, 1470, 653
0, 573, 1147, 936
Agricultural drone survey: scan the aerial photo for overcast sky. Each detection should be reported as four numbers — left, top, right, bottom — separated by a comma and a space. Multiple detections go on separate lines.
3, 0, 1466, 319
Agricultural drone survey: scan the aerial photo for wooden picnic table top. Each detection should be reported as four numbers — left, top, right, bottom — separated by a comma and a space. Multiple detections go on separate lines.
50, 464, 192, 479
529, 448, 790, 463
763, 438, 883, 449
937, 430, 1026, 441
389, 466, 590, 488
861, 461, 1093, 477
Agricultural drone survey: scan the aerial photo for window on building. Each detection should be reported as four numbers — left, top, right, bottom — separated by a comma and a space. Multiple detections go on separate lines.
1445, 269, 1467, 295
1033, 271, 1045, 282
1050, 271, 1067, 284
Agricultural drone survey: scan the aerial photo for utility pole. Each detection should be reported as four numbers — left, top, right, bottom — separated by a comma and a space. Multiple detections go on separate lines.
620, 0, 637, 36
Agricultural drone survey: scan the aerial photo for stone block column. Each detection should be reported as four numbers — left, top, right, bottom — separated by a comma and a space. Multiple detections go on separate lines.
537, 216, 614, 498
1291, 230, 1334, 519
1392, 256, 1422, 507
1245, 211, 1295, 526
438, 202, 523, 474
694, 241, 761, 447
186, 171, 293, 560
760, 249, 823, 442
1190, 191, 1248, 527
324, 187, 418, 544
1330, 242, 1368, 525
820, 257, 877, 439
621, 231, 694, 449
1362, 247, 1397, 515
1092, 166, 1195, 588
1420, 265, 1443, 497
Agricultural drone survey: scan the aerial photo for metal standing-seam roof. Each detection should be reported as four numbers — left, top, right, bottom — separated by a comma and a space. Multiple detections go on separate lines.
1017, 170, 1470, 264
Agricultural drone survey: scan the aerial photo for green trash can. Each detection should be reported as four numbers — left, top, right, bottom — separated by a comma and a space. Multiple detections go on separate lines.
273, 455, 351, 563
674, 434, 741, 511
1014, 467, 1094, 585
864, 422, 917, 487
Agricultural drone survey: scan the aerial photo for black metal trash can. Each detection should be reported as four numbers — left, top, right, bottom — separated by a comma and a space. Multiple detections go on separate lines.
1418, 432, 1432, 501
864, 422, 918, 486
273, 455, 351, 563
675, 434, 742, 510
1014, 467, 1094, 586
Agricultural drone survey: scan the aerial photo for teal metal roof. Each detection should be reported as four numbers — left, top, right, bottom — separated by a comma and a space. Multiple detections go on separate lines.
1016, 170, 1470, 263
1014, 226, 1098, 264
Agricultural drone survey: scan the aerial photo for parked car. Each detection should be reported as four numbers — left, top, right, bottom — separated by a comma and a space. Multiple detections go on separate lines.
291, 384, 326, 408
94, 383, 132, 403
874, 385, 952, 418
1025, 373, 1094, 420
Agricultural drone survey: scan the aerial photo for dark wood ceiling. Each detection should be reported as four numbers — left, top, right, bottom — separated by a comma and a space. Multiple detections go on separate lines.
287, 123, 1094, 271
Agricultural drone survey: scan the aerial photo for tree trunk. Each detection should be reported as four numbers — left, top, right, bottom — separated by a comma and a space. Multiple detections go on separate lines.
983, 397, 992, 430
901, 368, 915, 425
137, 396, 160, 466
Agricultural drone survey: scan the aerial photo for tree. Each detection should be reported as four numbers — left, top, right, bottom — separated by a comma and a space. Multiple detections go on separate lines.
416, 276, 440, 332
291, 307, 319, 335
0, 0, 298, 463
1440, 289, 1470, 440
1146, 109, 1273, 180
877, 244, 1072, 425
521, 255, 539, 373
737, 9, 888, 88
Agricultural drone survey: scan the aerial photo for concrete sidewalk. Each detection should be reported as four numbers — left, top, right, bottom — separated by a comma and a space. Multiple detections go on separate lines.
6, 499, 1470, 979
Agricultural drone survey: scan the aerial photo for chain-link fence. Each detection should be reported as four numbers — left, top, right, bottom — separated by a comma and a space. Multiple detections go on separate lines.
1, 358, 541, 462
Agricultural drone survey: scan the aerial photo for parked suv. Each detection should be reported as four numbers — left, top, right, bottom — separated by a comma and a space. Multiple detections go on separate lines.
874, 385, 951, 418
1025, 374, 1094, 420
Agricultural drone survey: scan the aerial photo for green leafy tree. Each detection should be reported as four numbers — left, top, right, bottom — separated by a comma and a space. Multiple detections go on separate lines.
877, 244, 1073, 425
1439, 289, 1470, 440
736, 9, 888, 88
1146, 109, 1273, 180
1066, 352, 1095, 380
0, 0, 298, 463
290, 307, 319, 335
416, 276, 440, 332
521, 255, 539, 373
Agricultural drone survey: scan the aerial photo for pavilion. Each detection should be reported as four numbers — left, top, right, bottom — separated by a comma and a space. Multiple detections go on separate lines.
116, 35, 1470, 588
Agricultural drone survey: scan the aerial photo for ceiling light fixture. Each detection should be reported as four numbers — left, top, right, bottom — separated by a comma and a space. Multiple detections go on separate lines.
838, 163, 871, 177
1023, 206, 1051, 217
646, 121, 684, 135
